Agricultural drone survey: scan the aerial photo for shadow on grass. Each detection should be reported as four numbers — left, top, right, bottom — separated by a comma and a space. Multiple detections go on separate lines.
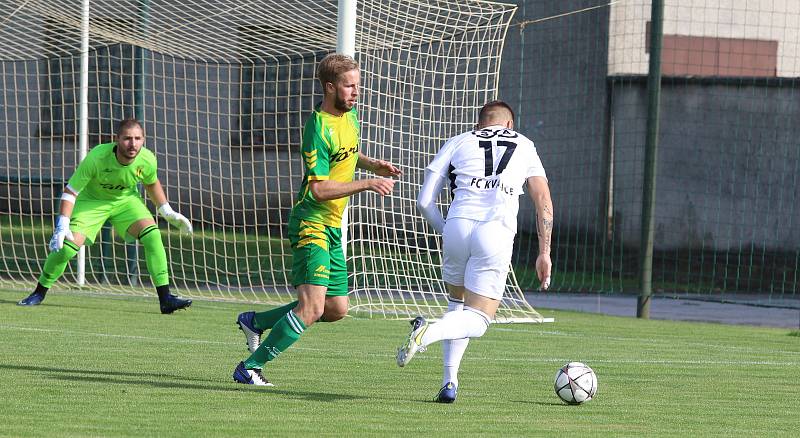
5, 299, 166, 316
2, 292, 255, 315
0, 364, 210, 382
262, 388, 365, 402
0, 363, 366, 401
512, 400, 568, 406
418, 398, 567, 406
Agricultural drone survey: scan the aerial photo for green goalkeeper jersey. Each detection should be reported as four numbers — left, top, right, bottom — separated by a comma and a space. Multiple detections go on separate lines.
291, 105, 360, 228
67, 142, 158, 201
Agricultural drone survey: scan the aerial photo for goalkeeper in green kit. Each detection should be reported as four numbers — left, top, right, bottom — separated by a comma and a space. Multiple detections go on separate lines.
18, 119, 194, 314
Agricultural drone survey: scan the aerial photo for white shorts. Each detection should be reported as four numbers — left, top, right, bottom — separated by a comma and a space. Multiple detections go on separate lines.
441, 217, 515, 300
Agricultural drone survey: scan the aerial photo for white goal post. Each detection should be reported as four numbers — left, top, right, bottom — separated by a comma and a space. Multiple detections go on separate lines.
0, 0, 547, 323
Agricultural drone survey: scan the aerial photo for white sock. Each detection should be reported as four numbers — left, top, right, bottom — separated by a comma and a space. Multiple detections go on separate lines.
421, 306, 490, 347
443, 298, 468, 387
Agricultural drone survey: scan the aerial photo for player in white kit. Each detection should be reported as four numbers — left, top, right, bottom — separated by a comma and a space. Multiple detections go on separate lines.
396, 100, 553, 403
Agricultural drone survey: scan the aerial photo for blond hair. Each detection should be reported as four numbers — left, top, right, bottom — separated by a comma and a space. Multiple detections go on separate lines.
317, 53, 359, 88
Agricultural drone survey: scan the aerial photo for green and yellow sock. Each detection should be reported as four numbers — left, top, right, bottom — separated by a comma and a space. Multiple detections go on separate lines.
253, 301, 298, 330
244, 310, 306, 369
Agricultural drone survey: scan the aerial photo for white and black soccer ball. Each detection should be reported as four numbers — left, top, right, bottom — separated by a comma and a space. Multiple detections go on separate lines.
554, 362, 598, 405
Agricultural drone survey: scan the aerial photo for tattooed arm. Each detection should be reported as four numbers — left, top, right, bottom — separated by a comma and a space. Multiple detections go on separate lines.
527, 176, 553, 289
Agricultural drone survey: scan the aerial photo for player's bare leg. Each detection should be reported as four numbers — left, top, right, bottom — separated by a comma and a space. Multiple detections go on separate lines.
320, 294, 348, 322
293, 284, 328, 326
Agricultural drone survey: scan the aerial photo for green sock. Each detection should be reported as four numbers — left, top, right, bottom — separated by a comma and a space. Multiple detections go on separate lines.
253, 301, 298, 330
244, 310, 306, 369
138, 225, 169, 287
38, 241, 80, 288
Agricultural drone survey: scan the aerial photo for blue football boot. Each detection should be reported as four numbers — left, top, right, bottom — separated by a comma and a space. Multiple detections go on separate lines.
18, 291, 46, 306
435, 382, 458, 403
236, 311, 263, 353
232, 361, 273, 386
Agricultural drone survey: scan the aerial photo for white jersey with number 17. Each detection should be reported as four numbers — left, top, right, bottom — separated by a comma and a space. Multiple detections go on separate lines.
426, 125, 547, 233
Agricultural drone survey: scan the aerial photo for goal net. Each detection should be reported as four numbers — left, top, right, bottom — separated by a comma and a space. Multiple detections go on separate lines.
0, 0, 545, 322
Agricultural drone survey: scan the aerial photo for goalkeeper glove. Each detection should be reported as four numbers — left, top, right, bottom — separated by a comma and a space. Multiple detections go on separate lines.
49, 215, 74, 252
158, 203, 193, 235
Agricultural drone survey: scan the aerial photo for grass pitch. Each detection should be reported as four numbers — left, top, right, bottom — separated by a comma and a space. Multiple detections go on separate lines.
1, 288, 798, 436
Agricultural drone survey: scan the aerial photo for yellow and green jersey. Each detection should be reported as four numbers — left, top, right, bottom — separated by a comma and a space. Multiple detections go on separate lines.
67, 142, 158, 201
291, 105, 360, 227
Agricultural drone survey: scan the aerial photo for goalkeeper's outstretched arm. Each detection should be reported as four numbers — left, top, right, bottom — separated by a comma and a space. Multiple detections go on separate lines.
145, 180, 193, 234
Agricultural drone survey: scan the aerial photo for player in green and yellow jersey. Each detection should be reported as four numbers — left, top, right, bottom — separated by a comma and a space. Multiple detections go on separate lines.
17, 119, 194, 314
233, 53, 402, 386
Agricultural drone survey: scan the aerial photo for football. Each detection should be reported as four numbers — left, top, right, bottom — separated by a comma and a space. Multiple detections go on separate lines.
554, 362, 598, 404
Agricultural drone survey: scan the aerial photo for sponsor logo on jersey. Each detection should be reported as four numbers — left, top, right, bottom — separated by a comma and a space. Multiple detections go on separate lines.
99, 183, 127, 191
330, 145, 357, 163
469, 177, 516, 195
472, 128, 519, 139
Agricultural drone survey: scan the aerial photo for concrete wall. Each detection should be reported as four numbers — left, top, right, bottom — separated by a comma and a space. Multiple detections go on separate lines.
611, 80, 800, 250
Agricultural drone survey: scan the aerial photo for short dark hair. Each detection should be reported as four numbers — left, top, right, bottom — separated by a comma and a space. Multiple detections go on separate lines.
317, 53, 359, 89
116, 118, 143, 138
478, 100, 515, 126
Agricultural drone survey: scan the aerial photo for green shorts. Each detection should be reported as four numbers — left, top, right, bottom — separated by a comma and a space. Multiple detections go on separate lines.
287, 218, 348, 296
70, 195, 153, 244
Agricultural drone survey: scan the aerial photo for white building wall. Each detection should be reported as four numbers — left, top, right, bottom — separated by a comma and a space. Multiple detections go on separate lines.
609, 0, 800, 76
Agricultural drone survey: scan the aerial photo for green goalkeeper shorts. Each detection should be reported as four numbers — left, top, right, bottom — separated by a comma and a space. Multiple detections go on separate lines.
287, 217, 348, 296
71, 195, 153, 244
